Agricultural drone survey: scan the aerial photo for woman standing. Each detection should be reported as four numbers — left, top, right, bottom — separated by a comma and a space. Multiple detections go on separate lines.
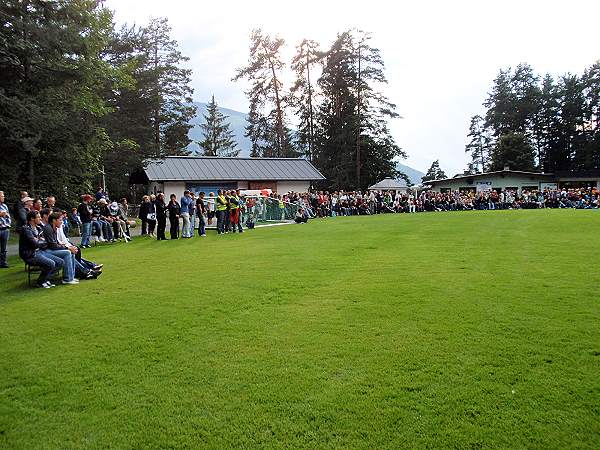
139, 196, 150, 235
167, 194, 181, 239
155, 193, 167, 240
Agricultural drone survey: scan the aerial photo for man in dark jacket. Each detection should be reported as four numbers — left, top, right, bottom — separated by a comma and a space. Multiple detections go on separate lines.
78, 194, 94, 247
19, 210, 64, 288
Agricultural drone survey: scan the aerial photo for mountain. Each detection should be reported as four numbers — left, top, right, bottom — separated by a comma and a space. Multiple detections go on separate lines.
187, 102, 425, 184
187, 102, 251, 156
396, 162, 425, 186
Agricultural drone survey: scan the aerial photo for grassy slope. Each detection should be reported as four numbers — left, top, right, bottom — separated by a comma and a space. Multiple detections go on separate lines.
0, 210, 599, 448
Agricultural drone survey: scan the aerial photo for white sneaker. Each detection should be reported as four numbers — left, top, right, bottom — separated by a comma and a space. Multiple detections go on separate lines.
63, 279, 79, 285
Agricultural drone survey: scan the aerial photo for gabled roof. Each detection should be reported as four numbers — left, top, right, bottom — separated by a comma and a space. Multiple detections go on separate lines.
368, 177, 408, 190
144, 156, 325, 182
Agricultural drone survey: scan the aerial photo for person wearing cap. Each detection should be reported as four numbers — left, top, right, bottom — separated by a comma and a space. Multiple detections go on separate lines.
0, 191, 10, 268
78, 194, 94, 248
15, 193, 33, 234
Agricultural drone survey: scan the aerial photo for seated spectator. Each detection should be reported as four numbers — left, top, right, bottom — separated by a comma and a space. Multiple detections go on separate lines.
42, 212, 79, 284
295, 208, 308, 223
19, 210, 64, 288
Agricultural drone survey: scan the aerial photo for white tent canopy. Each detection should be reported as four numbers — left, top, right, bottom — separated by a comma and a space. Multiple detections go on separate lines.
368, 177, 408, 191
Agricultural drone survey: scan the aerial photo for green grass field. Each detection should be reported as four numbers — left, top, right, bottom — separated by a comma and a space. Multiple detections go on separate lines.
1, 210, 599, 448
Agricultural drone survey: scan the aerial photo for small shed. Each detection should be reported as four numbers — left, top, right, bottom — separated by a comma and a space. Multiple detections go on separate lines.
368, 177, 409, 193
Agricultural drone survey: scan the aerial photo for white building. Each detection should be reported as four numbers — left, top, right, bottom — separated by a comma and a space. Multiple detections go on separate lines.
426, 168, 600, 194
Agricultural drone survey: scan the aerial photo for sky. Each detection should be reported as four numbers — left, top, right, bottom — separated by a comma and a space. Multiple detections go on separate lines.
105, 0, 600, 176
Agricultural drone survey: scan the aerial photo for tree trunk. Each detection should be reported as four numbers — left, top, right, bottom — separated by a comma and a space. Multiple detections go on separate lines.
356, 43, 362, 189
153, 39, 161, 155
306, 50, 314, 162
270, 61, 285, 157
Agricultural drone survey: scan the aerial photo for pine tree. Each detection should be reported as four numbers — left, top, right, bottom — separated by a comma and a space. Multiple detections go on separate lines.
490, 132, 536, 171
142, 18, 196, 157
198, 96, 239, 157
233, 29, 297, 157
421, 160, 446, 183
289, 39, 323, 161
101, 18, 196, 197
314, 30, 405, 190
465, 115, 491, 173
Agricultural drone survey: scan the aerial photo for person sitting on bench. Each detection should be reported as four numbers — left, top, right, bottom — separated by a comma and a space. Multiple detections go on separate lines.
19, 210, 64, 288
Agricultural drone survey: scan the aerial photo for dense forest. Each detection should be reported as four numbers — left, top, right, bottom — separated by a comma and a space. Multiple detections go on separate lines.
465, 63, 600, 175
0, 1, 408, 204
0, 1, 196, 204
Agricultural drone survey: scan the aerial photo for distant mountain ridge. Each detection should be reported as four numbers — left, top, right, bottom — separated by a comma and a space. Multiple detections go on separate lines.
187, 101, 424, 184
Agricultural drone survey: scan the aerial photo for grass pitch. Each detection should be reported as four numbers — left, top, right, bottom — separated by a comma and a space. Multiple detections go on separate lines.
1, 210, 599, 448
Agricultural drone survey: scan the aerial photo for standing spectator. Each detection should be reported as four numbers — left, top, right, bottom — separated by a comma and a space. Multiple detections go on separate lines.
216, 190, 227, 235
207, 192, 215, 226
196, 192, 207, 237
118, 198, 131, 239
180, 190, 192, 238
0, 191, 10, 268
155, 193, 167, 241
139, 195, 150, 235
33, 198, 42, 212
78, 194, 94, 248
147, 194, 157, 236
189, 192, 196, 238
167, 194, 181, 239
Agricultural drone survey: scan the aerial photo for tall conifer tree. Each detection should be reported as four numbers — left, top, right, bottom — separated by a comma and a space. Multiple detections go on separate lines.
198, 96, 239, 157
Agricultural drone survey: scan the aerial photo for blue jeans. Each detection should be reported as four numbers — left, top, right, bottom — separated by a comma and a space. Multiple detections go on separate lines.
81, 222, 92, 246
44, 249, 75, 281
30, 251, 64, 284
0, 228, 8, 266
198, 214, 205, 236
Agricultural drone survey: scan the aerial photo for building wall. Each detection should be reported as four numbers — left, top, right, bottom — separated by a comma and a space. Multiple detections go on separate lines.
163, 181, 186, 202
150, 180, 313, 198
277, 181, 310, 194
430, 174, 552, 194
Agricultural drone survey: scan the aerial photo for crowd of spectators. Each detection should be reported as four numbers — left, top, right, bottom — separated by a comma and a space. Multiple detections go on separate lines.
1, 190, 104, 287
1, 185, 598, 287
284, 187, 600, 219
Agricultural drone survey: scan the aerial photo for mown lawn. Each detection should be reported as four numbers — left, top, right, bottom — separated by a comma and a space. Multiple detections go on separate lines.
0, 210, 599, 449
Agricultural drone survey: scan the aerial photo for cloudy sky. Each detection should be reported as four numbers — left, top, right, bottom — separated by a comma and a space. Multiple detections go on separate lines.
106, 0, 600, 175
